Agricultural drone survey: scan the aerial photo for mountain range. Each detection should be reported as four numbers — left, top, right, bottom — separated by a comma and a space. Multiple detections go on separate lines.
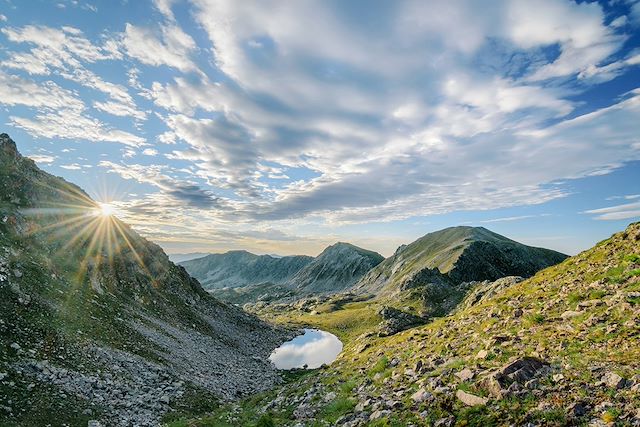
180, 242, 384, 304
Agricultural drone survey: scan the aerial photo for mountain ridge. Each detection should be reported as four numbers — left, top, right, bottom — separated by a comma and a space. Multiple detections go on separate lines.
352, 225, 568, 299
0, 134, 292, 426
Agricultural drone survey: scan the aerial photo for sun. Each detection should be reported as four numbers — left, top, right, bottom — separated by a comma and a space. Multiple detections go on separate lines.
96, 202, 115, 217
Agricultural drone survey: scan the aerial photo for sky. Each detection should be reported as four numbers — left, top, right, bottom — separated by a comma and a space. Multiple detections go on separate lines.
0, 0, 639, 258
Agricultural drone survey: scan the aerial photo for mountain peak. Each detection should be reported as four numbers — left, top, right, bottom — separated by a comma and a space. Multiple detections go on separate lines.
353, 225, 567, 302
0, 133, 19, 158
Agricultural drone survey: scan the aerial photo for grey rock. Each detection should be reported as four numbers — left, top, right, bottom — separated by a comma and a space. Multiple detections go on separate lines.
456, 390, 488, 406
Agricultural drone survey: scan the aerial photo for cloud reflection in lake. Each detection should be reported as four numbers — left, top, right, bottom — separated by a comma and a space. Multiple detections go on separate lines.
269, 329, 343, 369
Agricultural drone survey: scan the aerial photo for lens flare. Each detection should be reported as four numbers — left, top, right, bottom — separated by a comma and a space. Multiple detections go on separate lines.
97, 202, 115, 217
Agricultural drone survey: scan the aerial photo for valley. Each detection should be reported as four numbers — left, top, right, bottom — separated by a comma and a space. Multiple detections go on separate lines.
1, 133, 639, 427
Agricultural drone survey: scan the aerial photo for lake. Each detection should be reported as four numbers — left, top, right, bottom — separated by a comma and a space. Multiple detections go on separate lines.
269, 329, 343, 369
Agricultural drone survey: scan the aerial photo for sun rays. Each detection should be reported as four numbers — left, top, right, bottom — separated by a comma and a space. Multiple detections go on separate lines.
18, 180, 156, 289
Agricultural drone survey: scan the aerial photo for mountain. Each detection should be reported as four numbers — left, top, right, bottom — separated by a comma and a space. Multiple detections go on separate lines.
200, 222, 640, 425
288, 242, 384, 294
167, 252, 210, 263
0, 134, 291, 426
179, 251, 313, 289
352, 226, 567, 299
181, 243, 384, 304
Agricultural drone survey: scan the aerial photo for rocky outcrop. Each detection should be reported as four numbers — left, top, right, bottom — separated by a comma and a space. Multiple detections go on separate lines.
377, 306, 425, 336
482, 357, 552, 398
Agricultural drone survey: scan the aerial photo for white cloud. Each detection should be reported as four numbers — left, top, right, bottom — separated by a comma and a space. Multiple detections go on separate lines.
60, 164, 82, 170
11, 109, 146, 147
0, 14, 7, 22
1, 0, 639, 249
269, 330, 342, 369
1, 25, 119, 74
121, 23, 198, 72
27, 154, 56, 164
0, 71, 84, 111
584, 201, 640, 221
93, 100, 147, 121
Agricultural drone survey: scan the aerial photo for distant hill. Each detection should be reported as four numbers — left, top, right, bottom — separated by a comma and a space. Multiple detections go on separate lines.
351, 226, 567, 315
167, 252, 210, 263
289, 242, 384, 294
0, 134, 291, 426
179, 251, 313, 289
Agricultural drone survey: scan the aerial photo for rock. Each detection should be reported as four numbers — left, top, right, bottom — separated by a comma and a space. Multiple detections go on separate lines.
567, 401, 588, 417
87, 421, 103, 427
434, 416, 455, 427
324, 391, 336, 402
483, 356, 550, 397
377, 306, 425, 336
455, 368, 475, 382
601, 372, 626, 389
561, 310, 582, 319
456, 389, 488, 406
411, 387, 432, 403
475, 350, 488, 360
370, 409, 391, 420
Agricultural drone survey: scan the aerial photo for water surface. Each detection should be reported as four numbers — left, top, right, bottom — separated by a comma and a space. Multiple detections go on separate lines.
269, 329, 343, 369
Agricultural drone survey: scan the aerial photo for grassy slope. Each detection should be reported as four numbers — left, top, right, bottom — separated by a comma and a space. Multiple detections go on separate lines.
176, 222, 640, 427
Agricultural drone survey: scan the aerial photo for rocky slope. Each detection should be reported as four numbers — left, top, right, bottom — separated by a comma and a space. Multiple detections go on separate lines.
351, 226, 567, 316
179, 251, 312, 289
193, 222, 640, 426
0, 134, 292, 426
289, 242, 384, 295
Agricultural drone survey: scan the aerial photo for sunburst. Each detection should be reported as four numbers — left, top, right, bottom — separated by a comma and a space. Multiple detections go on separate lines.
18, 180, 155, 290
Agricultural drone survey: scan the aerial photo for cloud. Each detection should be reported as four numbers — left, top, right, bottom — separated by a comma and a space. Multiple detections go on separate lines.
99, 161, 221, 208
1, 25, 119, 74
27, 154, 57, 164
480, 214, 550, 223
1, 0, 639, 253
10, 109, 146, 147
584, 201, 640, 221
0, 71, 145, 146
93, 100, 147, 121
120, 23, 198, 72
1, 24, 146, 122
269, 330, 342, 369
60, 164, 82, 170
0, 71, 84, 110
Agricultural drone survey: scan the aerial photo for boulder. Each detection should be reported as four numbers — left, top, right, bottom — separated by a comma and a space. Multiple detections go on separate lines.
601, 372, 626, 389
483, 356, 550, 398
411, 387, 432, 403
455, 368, 475, 382
456, 389, 488, 406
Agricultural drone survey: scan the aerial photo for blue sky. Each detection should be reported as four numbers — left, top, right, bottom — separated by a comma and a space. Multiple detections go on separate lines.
0, 0, 639, 257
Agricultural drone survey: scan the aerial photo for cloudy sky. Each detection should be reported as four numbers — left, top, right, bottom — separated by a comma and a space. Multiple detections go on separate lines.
1, 0, 639, 257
